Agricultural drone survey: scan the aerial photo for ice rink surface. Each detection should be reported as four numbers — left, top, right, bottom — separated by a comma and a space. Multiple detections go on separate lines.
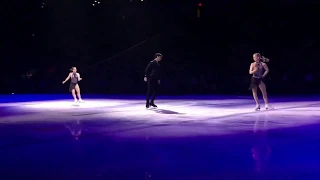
1, 95, 320, 179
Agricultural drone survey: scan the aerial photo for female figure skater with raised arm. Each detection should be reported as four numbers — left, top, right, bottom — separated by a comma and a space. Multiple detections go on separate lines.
249, 53, 273, 111
62, 67, 84, 103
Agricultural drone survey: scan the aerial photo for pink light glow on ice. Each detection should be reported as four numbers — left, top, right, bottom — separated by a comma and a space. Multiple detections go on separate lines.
1, 98, 320, 137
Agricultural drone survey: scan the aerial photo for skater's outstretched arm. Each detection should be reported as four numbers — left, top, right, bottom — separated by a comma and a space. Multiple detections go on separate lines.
62, 73, 71, 84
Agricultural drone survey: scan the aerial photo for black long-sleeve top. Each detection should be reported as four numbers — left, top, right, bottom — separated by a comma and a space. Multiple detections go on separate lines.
145, 60, 160, 80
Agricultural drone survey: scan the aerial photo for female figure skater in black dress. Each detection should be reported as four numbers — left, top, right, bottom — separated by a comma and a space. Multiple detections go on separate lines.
62, 67, 84, 103
249, 53, 273, 110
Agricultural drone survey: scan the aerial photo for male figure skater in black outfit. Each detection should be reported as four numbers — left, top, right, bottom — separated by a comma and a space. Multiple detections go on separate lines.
144, 53, 163, 108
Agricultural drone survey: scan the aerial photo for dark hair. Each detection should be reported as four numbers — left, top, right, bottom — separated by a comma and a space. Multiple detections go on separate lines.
254, 53, 270, 63
154, 53, 163, 58
70, 67, 76, 71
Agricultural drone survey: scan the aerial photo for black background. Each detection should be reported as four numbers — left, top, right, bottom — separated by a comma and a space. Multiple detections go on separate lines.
1, 0, 319, 95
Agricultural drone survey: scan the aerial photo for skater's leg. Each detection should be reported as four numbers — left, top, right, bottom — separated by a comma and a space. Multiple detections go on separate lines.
146, 78, 154, 108
259, 81, 272, 109
75, 84, 83, 102
71, 89, 77, 102
252, 86, 260, 110
151, 79, 158, 102
150, 79, 158, 107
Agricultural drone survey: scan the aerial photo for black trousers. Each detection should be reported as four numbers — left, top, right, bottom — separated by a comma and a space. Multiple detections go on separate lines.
146, 76, 159, 104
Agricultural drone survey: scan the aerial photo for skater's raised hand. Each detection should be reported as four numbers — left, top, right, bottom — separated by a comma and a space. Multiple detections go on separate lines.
144, 77, 147, 82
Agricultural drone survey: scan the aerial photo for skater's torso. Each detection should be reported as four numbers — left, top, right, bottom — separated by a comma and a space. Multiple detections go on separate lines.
71, 72, 78, 83
253, 62, 264, 79
147, 60, 160, 78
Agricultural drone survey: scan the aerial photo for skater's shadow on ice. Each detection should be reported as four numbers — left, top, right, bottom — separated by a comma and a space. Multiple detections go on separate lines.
150, 108, 184, 115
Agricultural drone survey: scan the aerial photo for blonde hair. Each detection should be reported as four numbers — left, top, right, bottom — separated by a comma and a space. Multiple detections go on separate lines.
254, 53, 270, 63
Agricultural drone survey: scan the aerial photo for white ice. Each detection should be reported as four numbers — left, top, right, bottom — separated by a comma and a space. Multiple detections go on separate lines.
1, 98, 320, 137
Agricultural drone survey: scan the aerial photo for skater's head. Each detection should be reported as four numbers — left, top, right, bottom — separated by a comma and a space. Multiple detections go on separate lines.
253, 53, 269, 63
70, 67, 77, 73
154, 53, 163, 61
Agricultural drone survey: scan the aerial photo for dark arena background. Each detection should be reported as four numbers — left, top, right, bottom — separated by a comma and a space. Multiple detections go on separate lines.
1, 0, 320, 179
